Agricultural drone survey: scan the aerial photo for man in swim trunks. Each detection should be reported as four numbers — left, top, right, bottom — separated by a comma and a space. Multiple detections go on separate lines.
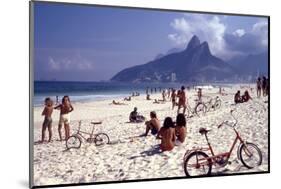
55, 96, 74, 141
144, 111, 160, 136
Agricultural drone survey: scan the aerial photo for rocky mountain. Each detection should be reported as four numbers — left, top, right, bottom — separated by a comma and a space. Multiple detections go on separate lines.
111, 35, 267, 83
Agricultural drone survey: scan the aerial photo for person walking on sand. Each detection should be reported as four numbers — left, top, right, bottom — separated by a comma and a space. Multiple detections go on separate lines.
40, 97, 54, 143
171, 89, 177, 110
177, 86, 187, 114
262, 76, 267, 97
156, 117, 176, 152
256, 77, 262, 98
143, 111, 160, 136
175, 113, 187, 144
55, 96, 74, 141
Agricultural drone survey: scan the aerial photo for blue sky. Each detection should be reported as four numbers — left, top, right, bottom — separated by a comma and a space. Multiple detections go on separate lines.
34, 2, 268, 81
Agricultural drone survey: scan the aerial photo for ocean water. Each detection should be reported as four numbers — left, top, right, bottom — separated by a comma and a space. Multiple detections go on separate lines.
33, 81, 180, 106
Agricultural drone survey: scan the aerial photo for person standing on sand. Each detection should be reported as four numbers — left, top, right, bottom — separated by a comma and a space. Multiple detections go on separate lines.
197, 88, 202, 102
144, 111, 160, 136
256, 77, 262, 98
55, 96, 74, 141
41, 97, 54, 143
175, 113, 187, 144
171, 89, 177, 110
262, 76, 267, 96
177, 86, 187, 114
156, 117, 176, 152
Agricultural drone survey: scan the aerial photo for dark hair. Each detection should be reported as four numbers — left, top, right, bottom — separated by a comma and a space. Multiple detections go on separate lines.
237, 90, 240, 94
181, 86, 185, 90
176, 113, 186, 127
163, 117, 174, 128
45, 97, 51, 103
62, 95, 70, 103
150, 111, 157, 118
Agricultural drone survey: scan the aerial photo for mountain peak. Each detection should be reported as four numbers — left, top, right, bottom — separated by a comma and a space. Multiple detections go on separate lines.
199, 41, 211, 55
185, 35, 200, 51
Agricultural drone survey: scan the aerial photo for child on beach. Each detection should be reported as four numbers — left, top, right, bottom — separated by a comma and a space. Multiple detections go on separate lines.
55, 96, 74, 141
144, 111, 160, 136
41, 97, 54, 143
175, 113, 187, 144
156, 117, 176, 152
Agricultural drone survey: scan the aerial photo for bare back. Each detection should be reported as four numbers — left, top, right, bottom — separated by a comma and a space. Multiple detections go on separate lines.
175, 126, 187, 143
158, 127, 176, 151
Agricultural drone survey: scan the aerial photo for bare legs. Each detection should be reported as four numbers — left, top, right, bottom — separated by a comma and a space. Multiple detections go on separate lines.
41, 124, 52, 143
65, 123, 70, 140
58, 124, 63, 141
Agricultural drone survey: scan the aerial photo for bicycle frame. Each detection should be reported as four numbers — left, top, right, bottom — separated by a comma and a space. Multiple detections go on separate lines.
74, 121, 96, 141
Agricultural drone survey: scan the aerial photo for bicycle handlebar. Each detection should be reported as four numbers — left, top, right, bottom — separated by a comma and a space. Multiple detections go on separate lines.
217, 109, 238, 129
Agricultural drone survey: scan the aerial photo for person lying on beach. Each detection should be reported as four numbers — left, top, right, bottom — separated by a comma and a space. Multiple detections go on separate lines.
156, 117, 176, 152
175, 113, 187, 144
242, 90, 252, 102
124, 97, 131, 101
110, 100, 127, 105
234, 90, 242, 104
146, 94, 151, 100
129, 107, 145, 123
153, 99, 165, 104
55, 96, 74, 141
144, 111, 160, 136
40, 97, 54, 143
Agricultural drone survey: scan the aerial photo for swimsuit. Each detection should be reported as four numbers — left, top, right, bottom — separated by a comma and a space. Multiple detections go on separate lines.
43, 117, 52, 127
59, 113, 70, 125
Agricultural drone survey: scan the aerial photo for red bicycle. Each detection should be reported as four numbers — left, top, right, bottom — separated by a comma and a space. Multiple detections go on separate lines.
183, 110, 262, 177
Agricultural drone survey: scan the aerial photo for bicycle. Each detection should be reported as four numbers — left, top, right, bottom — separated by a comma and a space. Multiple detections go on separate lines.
185, 99, 207, 118
66, 121, 110, 150
205, 96, 222, 112
183, 109, 262, 177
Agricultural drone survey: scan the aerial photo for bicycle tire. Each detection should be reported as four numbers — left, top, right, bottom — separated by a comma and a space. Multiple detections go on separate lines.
94, 133, 110, 146
195, 103, 206, 117
184, 151, 212, 177
239, 142, 262, 169
66, 135, 82, 149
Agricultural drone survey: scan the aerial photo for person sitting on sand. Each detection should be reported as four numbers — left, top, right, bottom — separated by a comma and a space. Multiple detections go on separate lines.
129, 107, 145, 123
146, 94, 151, 100
144, 111, 160, 136
124, 96, 131, 101
41, 97, 54, 143
175, 113, 187, 144
111, 100, 127, 105
55, 96, 74, 141
242, 90, 252, 102
156, 117, 176, 152
234, 90, 242, 104
177, 86, 187, 114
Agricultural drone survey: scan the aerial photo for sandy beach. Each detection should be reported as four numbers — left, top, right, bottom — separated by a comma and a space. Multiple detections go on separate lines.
32, 84, 268, 186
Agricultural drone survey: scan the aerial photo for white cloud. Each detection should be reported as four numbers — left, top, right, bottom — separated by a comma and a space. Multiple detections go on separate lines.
233, 29, 245, 37
47, 54, 94, 71
168, 14, 229, 58
168, 15, 268, 60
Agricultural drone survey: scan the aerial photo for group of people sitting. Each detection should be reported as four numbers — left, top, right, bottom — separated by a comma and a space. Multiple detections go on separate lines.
129, 107, 187, 152
234, 90, 252, 104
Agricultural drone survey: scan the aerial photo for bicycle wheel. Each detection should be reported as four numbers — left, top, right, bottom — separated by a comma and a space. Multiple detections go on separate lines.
214, 99, 221, 110
195, 103, 206, 117
94, 133, 110, 146
239, 142, 262, 169
66, 135, 82, 149
184, 151, 212, 177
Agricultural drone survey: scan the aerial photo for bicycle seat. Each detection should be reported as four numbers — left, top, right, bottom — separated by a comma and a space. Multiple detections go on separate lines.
91, 121, 102, 125
199, 127, 211, 135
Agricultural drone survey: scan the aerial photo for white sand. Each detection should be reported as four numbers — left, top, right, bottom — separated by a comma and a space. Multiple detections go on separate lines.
32, 84, 268, 186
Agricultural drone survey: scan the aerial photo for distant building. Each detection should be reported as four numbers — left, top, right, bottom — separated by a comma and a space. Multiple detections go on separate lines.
171, 73, 176, 82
